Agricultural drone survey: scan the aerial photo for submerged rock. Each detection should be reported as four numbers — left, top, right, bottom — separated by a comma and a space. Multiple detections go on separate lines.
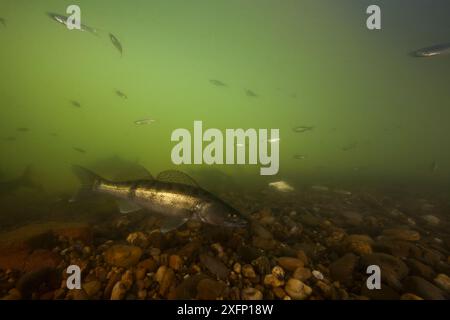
104, 245, 142, 267
403, 276, 446, 300
241, 287, 263, 300
276, 257, 304, 271
284, 278, 312, 300
361, 253, 409, 290
382, 228, 420, 241
199, 254, 229, 280
434, 274, 450, 293
330, 253, 359, 285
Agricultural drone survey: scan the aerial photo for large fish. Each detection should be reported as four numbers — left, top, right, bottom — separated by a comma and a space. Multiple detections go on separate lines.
0, 166, 41, 194
72, 166, 247, 232
411, 42, 450, 58
47, 12, 98, 35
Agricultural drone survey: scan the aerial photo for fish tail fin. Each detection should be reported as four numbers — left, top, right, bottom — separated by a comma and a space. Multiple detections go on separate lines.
71, 165, 102, 201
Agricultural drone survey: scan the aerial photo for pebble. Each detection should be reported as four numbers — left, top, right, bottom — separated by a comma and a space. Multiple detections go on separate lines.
382, 228, 420, 241
83, 280, 101, 298
104, 245, 143, 268
199, 254, 229, 280
361, 253, 409, 290
403, 276, 446, 300
276, 257, 304, 271
196, 278, 226, 300
110, 281, 128, 300
292, 267, 312, 282
400, 293, 423, 300
126, 232, 149, 248
169, 254, 183, 271
264, 274, 284, 287
312, 270, 324, 280
284, 278, 312, 300
272, 287, 286, 299
433, 274, 450, 293
242, 264, 257, 278
137, 289, 147, 300
211, 243, 225, 258
423, 215, 440, 225
233, 263, 241, 274
241, 287, 263, 300
330, 253, 359, 285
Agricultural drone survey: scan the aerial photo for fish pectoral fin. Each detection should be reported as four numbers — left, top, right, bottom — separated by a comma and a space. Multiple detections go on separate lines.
160, 217, 189, 233
117, 200, 142, 214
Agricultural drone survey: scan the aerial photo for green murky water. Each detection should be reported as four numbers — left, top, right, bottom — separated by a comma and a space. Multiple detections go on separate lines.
1, 0, 450, 192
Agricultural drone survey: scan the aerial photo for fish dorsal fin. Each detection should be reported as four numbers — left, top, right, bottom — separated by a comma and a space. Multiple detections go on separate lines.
156, 170, 199, 187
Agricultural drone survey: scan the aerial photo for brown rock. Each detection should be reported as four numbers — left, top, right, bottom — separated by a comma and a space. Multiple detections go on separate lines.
360, 284, 400, 300
382, 228, 420, 241
344, 235, 373, 256
241, 287, 263, 300
330, 253, 359, 285
196, 279, 226, 300
403, 276, 446, 300
406, 259, 436, 281
277, 257, 304, 271
401, 293, 423, 300
242, 264, 257, 278
110, 281, 128, 300
159, 268, 175, 297
137, 258, 158, 273
361, 253, 409, 290
83, 280, 102, 298
292, 267, 312, 282
169, 255, 183, 271
296, 250, 309, 266
285, 278, 312, 300
199, 254, 229, 280
104, 245, 142, 268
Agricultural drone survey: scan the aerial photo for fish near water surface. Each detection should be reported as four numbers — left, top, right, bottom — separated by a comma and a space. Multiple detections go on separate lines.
411, 43, 450, 58
109, 33, 123, 56
47, 12, 98, 35
72, 166, 248, 232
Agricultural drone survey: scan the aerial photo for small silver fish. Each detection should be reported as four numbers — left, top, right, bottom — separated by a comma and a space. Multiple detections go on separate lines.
134, 118, 155, 126
293, 154, 306, 160
293, 126, 314, 133
411, 43, 450, 58
47, 12, 98, 35
109, 33, 123, 56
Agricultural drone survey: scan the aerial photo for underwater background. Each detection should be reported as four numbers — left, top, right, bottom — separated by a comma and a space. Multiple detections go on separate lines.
0, 0, 449, 300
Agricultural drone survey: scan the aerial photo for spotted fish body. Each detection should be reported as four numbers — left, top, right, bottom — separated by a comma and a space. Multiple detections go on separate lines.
72, 166, 247, 232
